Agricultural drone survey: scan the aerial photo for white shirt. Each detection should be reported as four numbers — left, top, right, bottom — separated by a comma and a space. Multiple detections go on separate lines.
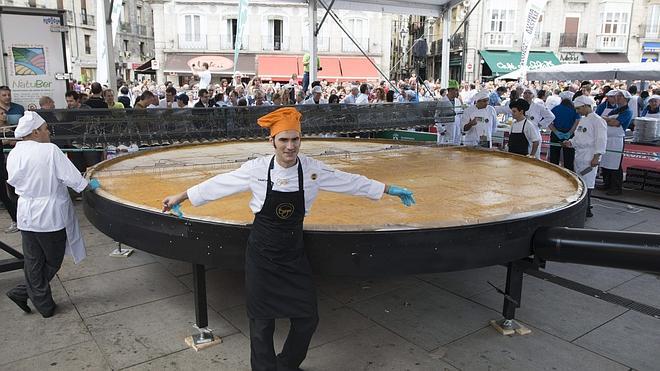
198, 69, 212, 89
159, 98, 174, 108
545, 95, 561, 110
303, 97, 328, 105
510, 118, 541, 144
526, 101, 555, 129
7, 141, 88, 263
342, 94, 358, 104
460, 105, 499, 146
187, 154, 385, 215
355, 93, 370, 105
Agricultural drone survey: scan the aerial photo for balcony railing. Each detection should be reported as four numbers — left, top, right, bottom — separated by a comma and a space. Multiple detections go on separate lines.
138, 25, 148, 36
533, 32, 551, 47
261, 36, 289, 51
219, 35, 249, 50
484, 32, 513, 49
640, 24, 659, 39
120, 22, 132, 33
342, 37, 369, 53
81, 12, 95, 26
596, 34, 627, 52
559, 33, 588, 48
451, 33, 465, 50
178, 34, 208, 49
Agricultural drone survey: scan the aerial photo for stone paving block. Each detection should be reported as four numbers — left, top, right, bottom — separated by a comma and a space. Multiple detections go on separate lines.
314, 274, 420, 305
58, 242, 156, 282
584, 204, 645, 231
608, 273, 660, 308
441, 325, 629, 371
305, 325, 458, 371
471, 276, 627, 341
79, 225, 118, 248
125, 333, 251, 371
542, 262, 641, 292
350, 281, 498, 351
151, 254, 194, 277
221, 294, 375, 350
0, 229, 23, 250
1, 341, 110, 370
417, 265, 508, 299
623, 219, 660, 233
85, 293, 238, 370
179, 269, 246, 312
0, 272, 92, 365
575, 310, 660, 371
62, 263, 189, 318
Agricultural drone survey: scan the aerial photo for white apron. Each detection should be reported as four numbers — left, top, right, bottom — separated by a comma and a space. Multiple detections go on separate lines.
601, 123, 625, 170
575, 154, 598, 189
63, 197, 86, 264
438, 98, 463, 145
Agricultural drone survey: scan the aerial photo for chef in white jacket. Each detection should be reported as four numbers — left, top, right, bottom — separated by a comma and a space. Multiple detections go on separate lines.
562, 96, 607, 218
162, 107, 415, 371
437, 79, 463, 145
5, 111, 92, 318
461, 90, 498, 147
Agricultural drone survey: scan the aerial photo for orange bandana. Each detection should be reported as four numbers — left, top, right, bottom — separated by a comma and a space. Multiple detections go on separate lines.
257, 107, 302, 137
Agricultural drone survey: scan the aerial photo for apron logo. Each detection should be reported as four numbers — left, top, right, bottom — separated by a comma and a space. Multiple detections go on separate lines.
311, 173, 317, 180
484, 118, 489, 123
582, 127, 587, 132
276, 203, 295, 219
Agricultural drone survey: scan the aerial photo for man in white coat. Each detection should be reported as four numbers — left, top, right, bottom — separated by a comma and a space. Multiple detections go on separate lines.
437, 80, 463, 145
461, 90, 498, 147
5, 112, 94, 317
562, 96, 607, 218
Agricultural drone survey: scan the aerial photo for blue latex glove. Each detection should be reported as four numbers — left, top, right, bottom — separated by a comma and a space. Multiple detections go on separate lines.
386, 185, 416, 207
171, 204, 184, 219
89, 178, 101, 190
556, 131, 571, 141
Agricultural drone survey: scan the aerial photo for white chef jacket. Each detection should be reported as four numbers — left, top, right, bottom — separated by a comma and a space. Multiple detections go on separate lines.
526, 101, 555, 129
187, 154, 385, 215
7, 141, 88, 263
438, 96, 463, 145
568, 113, 607, 188
460, 105, 498, 147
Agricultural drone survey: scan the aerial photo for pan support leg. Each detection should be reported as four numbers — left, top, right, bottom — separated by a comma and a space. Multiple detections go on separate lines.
490, 260, 531, 335
190, 263, 215, 345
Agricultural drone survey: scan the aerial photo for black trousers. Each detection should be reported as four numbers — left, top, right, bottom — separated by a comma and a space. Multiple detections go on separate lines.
601, 142, 625, 192
249, 315, 319, 371
7, 229, 67, 316
548, 131, 575, 171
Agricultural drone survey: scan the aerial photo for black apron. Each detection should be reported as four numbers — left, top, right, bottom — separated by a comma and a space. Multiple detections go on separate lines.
246, 156, 317, 319
508, 119, 530, 155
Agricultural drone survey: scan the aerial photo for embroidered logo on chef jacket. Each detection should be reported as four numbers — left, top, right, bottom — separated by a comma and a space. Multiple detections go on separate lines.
311, 173, 317, 180
276, 178, 289, 186
276, 203, 295, 219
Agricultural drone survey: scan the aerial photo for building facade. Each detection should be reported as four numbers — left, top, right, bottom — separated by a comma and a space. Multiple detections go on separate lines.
149, 0, 392, 86
0, 0, 155, 83
412, 0, 660, 82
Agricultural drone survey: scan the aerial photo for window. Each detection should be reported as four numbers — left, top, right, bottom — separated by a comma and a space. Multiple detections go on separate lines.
84, 35, 91, 54
598, 10, 629, 50
137, 6, 142, 25
140, 42, 145, 55
184, 15, 201, 42
28, 0, 36, 7
268, 19, 283, 50
227, 18, 238, 47
57, 0, 63, 9
485, 3, 516, 48
343, 18, 368, 52
647, 5, 659, 38
123, 40, 129, 52
122, 1, 128, 23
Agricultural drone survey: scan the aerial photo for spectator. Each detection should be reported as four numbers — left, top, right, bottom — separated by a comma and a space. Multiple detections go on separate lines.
0, 86, 25, 125
548, 98, 580, 171
159, 86, 177, 108
117, 86, 131, 108
303, 86, 328, 105
86, 82, 108, 108
38, 96, 55, 110
103, 89, 124, 109
328, 94, 340, 104
64, 91, 90, 109
190, 63, 212, 90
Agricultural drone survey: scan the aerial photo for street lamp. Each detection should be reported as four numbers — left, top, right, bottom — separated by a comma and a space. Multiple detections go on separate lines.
400, 26, 409, 80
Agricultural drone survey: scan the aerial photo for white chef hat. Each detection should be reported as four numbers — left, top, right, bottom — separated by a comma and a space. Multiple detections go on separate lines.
472, 89, 490, 102
573, 95, 595, 108
605, 89, 619, 97
559, 91, 573, 100
649, 95, 660, 102
615, 90, 632, 99
14, 111, 46, 139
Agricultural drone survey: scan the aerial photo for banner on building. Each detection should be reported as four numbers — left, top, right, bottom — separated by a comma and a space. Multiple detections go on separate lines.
519, 0, 547, 81
234, 0, 249, 74
96, 0, 108, 85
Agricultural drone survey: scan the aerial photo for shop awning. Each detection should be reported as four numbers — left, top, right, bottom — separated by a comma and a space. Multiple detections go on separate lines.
257, 55, 298, 81
163, 54, 256, 75
339, 57, 379, 81
643, 42, 660, 52
479, 50, 561, 76
582, 53, 629, 64
134, 58, 156, 73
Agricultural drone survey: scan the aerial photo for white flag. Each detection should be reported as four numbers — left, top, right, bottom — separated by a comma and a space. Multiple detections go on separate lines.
519, 0, 546, 82
96, 0, 108, 85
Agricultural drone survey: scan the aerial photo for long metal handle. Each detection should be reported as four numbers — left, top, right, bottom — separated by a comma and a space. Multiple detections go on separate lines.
533, 227, 660, 273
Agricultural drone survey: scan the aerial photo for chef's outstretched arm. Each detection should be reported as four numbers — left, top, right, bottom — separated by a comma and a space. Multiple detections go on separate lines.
162, 191, 189, 212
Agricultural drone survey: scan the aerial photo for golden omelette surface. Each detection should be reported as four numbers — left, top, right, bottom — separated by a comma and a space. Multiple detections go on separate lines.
88, 140, 582, 231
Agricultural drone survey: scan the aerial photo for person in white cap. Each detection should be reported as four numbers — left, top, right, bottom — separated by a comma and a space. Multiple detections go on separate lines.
599, 90, 633, 195
303, 86, 328, 105
562, 95, 607, 218
640, 95, 660, 119
5, 112, 96, 318
461, 90, 498, 147
522, 86, 555, 158
595, 89, 618, 117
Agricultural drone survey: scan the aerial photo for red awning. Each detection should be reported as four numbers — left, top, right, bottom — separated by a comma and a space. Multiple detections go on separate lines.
339, 57, 380, 81
257, 55, 299, 81
293, 56, 343, 81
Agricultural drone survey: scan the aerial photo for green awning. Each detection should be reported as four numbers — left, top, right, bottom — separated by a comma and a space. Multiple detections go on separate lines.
480, 50, 561, 76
